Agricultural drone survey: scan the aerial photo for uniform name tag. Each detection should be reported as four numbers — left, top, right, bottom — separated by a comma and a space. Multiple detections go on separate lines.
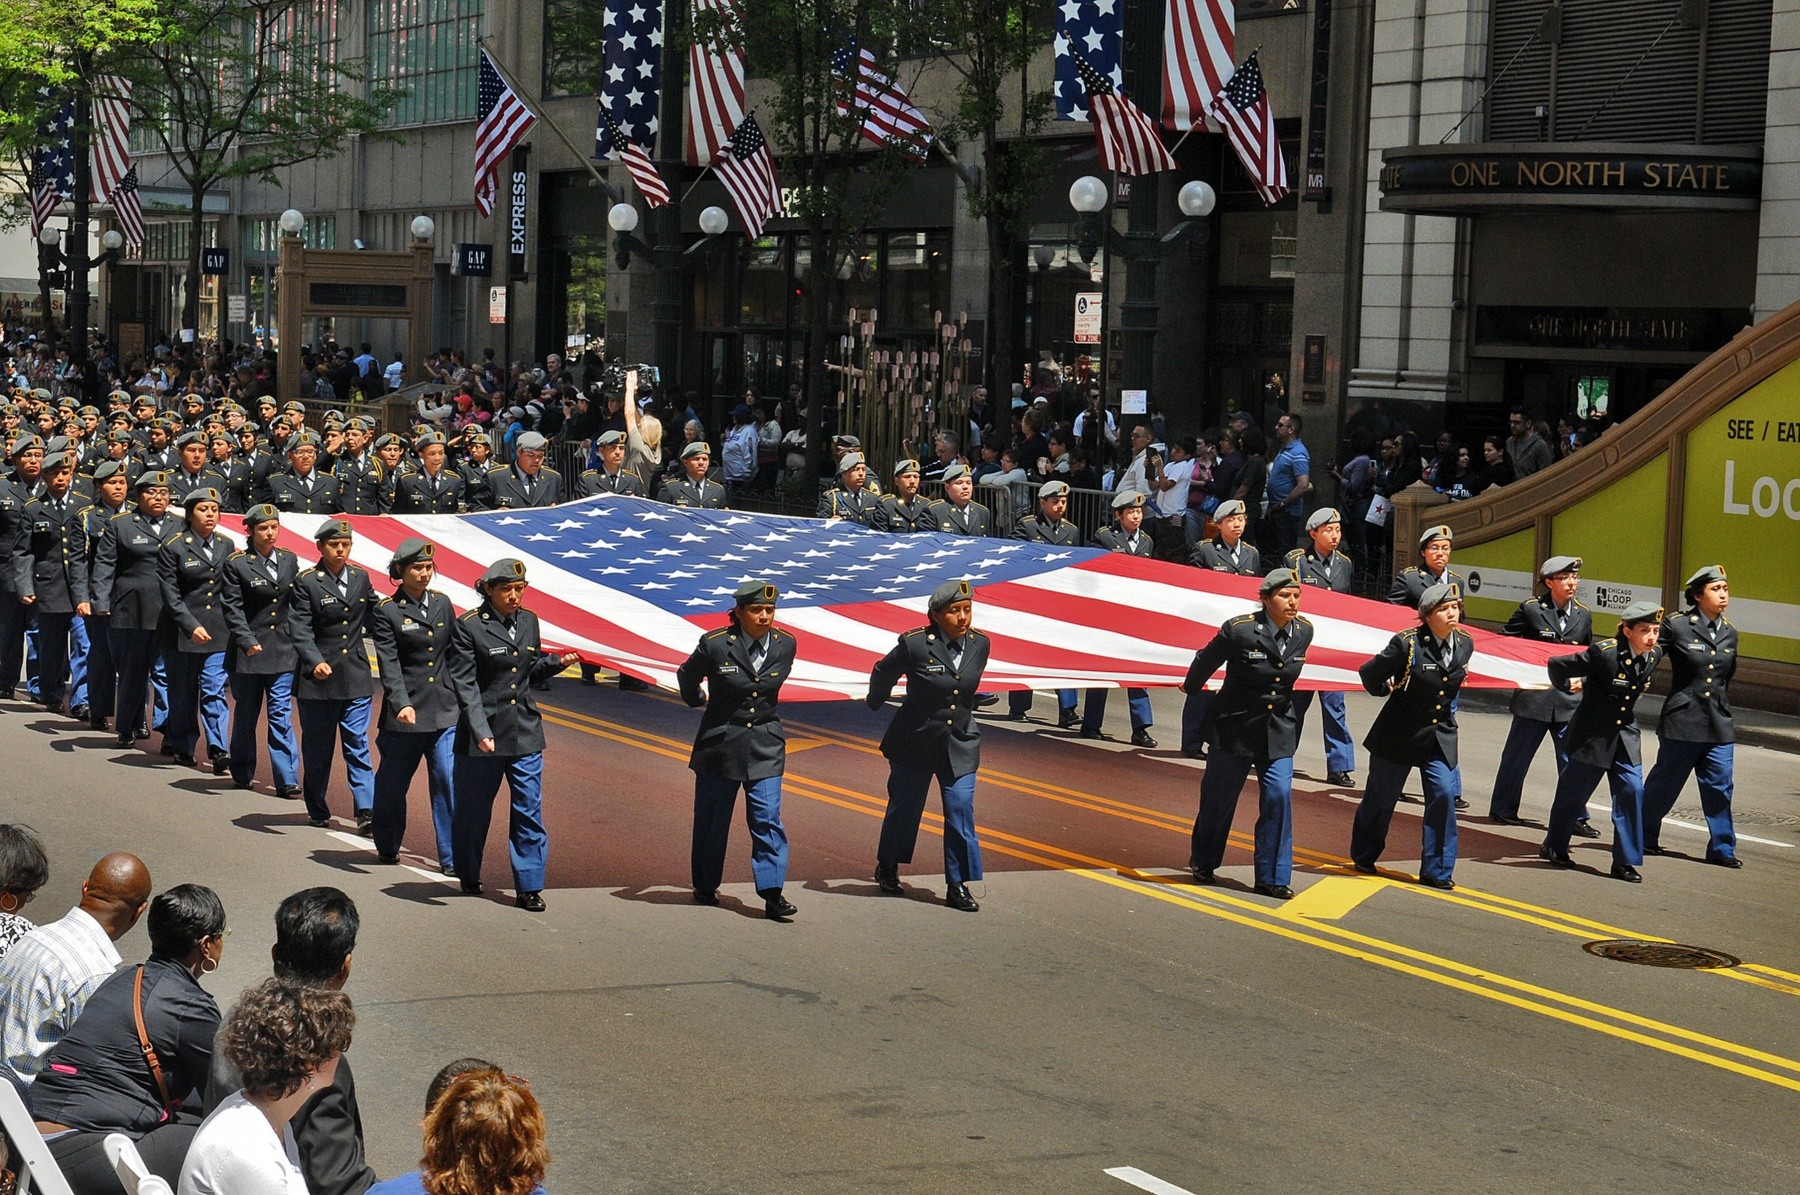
320, 594, 337, 605
487, 646, 509, 656
1245, 650, 1266, 661
718, 663, 739, 674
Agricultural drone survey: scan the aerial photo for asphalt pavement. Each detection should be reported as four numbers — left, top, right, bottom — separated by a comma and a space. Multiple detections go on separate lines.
7, 679, 1799, 1194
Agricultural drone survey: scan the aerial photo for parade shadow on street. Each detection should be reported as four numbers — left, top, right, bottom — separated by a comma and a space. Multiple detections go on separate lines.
375, 880, 459, 908
231, 810, 320, 836
307, 847, 394, 877
610, 884, 769, 920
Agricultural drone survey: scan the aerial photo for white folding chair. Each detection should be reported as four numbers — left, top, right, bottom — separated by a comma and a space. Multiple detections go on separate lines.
0, 1081, 75, 1195
102, 1133, 174, 1195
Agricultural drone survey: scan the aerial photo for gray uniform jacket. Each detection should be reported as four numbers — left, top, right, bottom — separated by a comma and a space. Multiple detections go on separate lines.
447, 605, 566, 755
933, 499, 992, 537
386, 469, 465, 515
1503, 595, 1590, 723
487, 466, 565, 509
1011, 515, 1080, 545
166, 467, 226, 508
1387, 565, 1468, 609
575, 468, 646, 498
220, 548, 300, 674
1549, 638, 1665, 769
1657, 609, 1736, 744
93, 510, 181, 629
1284, 546, 1353, 593
1092, 526, 1155, 556
290, 565, 380, 700
1358, 627, 1474, 769
676, 624, 797, 781
15, 496, 90, 611
866, 627, 991, 777
332, 456, 386, 515
0, 482, 30, 597
457, 460, 494, 510
1190, 537, 1262, 575
870, 494, 937, 533
817, 485, 878, 524
658, 476, 727, 508
1184, 612, 1314, 762
157, 531, 232, 654
370, 589, 460, 733
266, 471, 346, 515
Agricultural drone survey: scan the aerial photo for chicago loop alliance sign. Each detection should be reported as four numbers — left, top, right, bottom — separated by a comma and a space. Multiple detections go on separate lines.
1377, 142, 1762, 214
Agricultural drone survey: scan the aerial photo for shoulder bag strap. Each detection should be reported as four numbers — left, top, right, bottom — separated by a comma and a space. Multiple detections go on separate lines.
132, 965, 174, 1112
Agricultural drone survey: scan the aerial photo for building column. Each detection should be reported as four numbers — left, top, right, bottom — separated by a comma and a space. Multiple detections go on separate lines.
1754, 0, 1800, 320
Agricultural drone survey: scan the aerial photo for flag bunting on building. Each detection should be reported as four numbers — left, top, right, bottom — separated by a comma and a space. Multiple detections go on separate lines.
1070, 51, 1176, 176
713, 114, 782, 238
474, 49, 537, 218
1162, 0, 1237, 130
1054, 0, 1123, 122
685, 0, 746, 166
28, 91, 75, 237
232, 501, 1577, 702
596, 0, 670, 205
830, 37, 935, 159
90, 75, 144, 245
1211, 50, 1290, 205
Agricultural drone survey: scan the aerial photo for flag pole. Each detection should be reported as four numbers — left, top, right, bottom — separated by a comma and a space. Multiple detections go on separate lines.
1168, 126, 1197, 157
479, 36, 623, 203
678, 168, 712, 206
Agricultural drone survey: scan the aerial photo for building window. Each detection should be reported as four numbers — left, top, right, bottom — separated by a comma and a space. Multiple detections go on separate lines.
367, 0, 482, 127
543, 0, 606, 97
260, 1, 342, 115
1268, 231, 1297, 280
140, 220, 221, 264
243, 215, 338, 259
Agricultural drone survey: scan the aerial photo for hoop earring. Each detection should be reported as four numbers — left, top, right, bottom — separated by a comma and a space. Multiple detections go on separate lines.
201, 955, 218, 974
0, 893, 17, 914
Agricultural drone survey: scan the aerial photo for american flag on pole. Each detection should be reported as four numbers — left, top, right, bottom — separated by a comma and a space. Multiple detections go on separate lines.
713, 114, 782, 238
596, 0, 670, 206
108, 167, 146, 246
233, 501, 1573, 702
685, 0, 745, 166
90, 76, 144, 245
1211, 51, 1290, 205
598, 106, 671, 207
830, 38, 934, 159
1054, 0, 1123, 122
474, 49, 536, 218
1162, 0, 1236, 130
28, 92, 75, 238
1071, 52, 1176, 176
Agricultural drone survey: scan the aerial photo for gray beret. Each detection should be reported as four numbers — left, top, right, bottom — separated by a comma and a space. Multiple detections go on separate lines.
680, 440, 711, 460
1619, 600, 1666, 625
174, 430, 205, 448
91, 460, 126, 482
478, 557, 529, 589
388, 536, 435, 580
132, 470, 171, 493
1111, 490, 1145, 510
43, 436, 71, 455
928, 578, 974, 612
516, 431, 549, 452
1259, 568, 1301, 597
836, 452, 865, 474
314, 518, 354, 543
734, 580, 779, 606
242, 503, 280, 528
1305, 507, 1341, 532
832, 434, 861, 449
1038, 479, 1070, 499
39, 451, 70, 472
1539, 555, 1582, 578
372, 433, 403, 451
287, 434, 320, 452
596, 430, 626, 447
414, 431, 447, 449
1419, 581, 1463, 615
1684, 564, 1727, 593
940, 462, 970, 483
186, 487, 222, 508
1419, 524, 1453, 547
893, 458, 920, 477
10, 436, 42, 458
1214, 499, 1246, 519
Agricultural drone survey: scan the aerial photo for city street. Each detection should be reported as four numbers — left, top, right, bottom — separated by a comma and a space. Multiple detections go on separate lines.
9, 679, 1799, 1194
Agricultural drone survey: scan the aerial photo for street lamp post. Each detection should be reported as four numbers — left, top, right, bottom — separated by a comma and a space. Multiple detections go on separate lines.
38, 223, 126, 396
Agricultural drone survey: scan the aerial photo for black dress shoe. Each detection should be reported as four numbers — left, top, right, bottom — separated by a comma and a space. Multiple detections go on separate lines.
1490, 814, 1525, 826
1254, 883, 1296, 900
1572, 820, 1601, 839
171, 752, 196, 766
693, 889, 720, 906
1419, 875, 1455, 890
376, 852, 400, 865
460, 881, 484, 895
355, 811, 375, 838
1131, 730, 1158, 749
1189, 864, 1216, 885
134, 726, 151, 740
1351, 860, 1377, 875
160, 741, 176, 756
1538, 844, 1575, 868
211, 753, 231, 777
1705, 854, 1743, 869
1610, 863, 1643, 883
760, 890, 797, 920
308, 816, 332, 828
1328, 771, 1355, 786
274, 785, 300, 801
516, 891, 547, 912
1057, 709, 1081, 729
1453, 796, 1470, 811
70, 704, 89, 722
972, 692, 1000, 709
874, 863, 903, 894
1078, 727, 1104, 740
1642, 844, 1666, 856
944, 884, 980, 912
441, 864, 457, 877
115, 733, 133, 749
1005, 710, 1029, 722
90, 717, 109, 732
618, 675, 649, 692
233, 777, 253, 791
1183, 746, 1208, 760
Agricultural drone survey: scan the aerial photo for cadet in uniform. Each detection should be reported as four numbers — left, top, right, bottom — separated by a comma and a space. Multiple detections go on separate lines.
1007, 480, 1080, 726
14, 451, 89, 717
1180, 498, 1263, 757
209, 433, 252, 513
219, 504, 300, 798
92, 470, 179, 745
1285, 508, 1357, 785
816, 452, 879, 524
1488, 556, 1595, 832
386, 431, 464, 515
1080, 491, 1156, 747
658, 441, 727, 508
930, 462, 991, 536
1184, 568, 1314, 899
457, 431, 496, 511
267, 435, 345, 515
370, 538, 460, 873
870, 459, 936, 533
332, 420, 386, 515
74, 460, 130, 729
676, 580, 799, 919
0, 438, 37, 697
447, 559, 581, 912
291, 519, 380, 832
1388, 524, 1467, 608
157, 486, 232, 771
487, 431, 565, 509
867, 578, 992, 912
1643, 565, 1740, 867
165, 432, 223, 507
1350, 581, 1473, 889
575, 430, 646, 498
1539, 600, 1665, 882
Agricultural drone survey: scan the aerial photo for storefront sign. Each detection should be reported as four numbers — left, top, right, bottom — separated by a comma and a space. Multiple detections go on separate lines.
227, 294, 247, 323
1303, 0, 1332, 203
1379, 144, 1762, 214
307, 282, 410, 312
489, 285, 508, 324
1475, 306, 1752, 356
454, 244, 494, 276
200, 247, 229, 276
1074, 292, 1102, 344
508, 146, 530, 281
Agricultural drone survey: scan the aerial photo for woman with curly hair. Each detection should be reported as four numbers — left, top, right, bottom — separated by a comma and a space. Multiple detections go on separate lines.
369, 1065, 550, 1195
178, 977, 355, 1195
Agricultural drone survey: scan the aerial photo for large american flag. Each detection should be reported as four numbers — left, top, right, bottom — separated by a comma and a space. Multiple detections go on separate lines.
685, 0, 745, 166
1071, 52, 1176, 176
596, 0, 670, 205
1163, 0, 1236, 129
229, 500, 1572, 702
1054, 0, 1123, 122
831, 39, 934, 159
29, 92, 75, 237
713, 115, 782, 238
90, 76, 144, 245
474, 49, 536, 218
598, 106, 671, 207
1211, 51, 1289, 205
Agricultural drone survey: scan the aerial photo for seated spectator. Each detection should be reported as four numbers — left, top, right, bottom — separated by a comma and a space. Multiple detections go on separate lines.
29, 884, 227, 1193
367, 1062, 549, 1195
205, 887, 373, 1195
0, 823, 50, 958
180, 977, 355, 1195
1, 852, 152, 1091
1470, 434, 1514, 495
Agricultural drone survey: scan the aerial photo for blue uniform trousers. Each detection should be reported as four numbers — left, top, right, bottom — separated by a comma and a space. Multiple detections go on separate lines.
109, 626, 159, 735
1489, 716, 1589, 821
1179, 689, 1214, 755
21, 607, 39, 699
65, 613, 91, 711
1080, 687, 1153, 735
878, 765, 982, 886
1546, 751, 1644, 867
452, 752, 547, 892
1351, 754, 1460, 883
297, 696, 375, 823
372, 726, 457, 868
228, 671, 298, 789
77, 615, 112, 721
165, 651, 230, 759
150, 652, 168, 732
1641, 739, 1735, 860
1291, 690, 1356, 774
33, 611, 74, 712
1008, 688, 1076, 719
1190, 751, 1295, 887
692, 773, 788, 894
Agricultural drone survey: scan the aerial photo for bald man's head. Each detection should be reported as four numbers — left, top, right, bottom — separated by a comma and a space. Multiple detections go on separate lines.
81, 852, 152, 941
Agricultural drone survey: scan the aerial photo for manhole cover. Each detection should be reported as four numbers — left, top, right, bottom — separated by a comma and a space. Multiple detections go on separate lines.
1583, 939, 1741, 969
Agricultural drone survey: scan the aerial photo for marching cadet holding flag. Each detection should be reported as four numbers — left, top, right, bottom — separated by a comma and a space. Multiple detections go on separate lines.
1350, 582, 1473, 889
870, 459, 936, 533
1007, 480, 1080, 727
1285, 507, 1357, 785
867, 578, 993, 913
576, 430, 647, 498
1388, 524, 1467, 609
220, 505, 301, 798
488, 431, 566, 509
387, 431, 466, 514
1180, 498, 1263, 758
157, 487, 234, 772
677, 580, 799, 920
1643, 565, 1741, 867
930, 463, 992, 536
817, 452, 879, 524
1080, 491, 1157, 747
659, 441, 728, 509
1539, 599, 1666, 882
